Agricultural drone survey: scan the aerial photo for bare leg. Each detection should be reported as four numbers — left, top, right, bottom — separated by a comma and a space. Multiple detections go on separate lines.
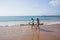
38, 26, 40, 31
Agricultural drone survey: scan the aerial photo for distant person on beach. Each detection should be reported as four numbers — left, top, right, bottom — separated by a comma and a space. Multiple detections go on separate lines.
31, 18, 35, 29
36, 18, 40, 30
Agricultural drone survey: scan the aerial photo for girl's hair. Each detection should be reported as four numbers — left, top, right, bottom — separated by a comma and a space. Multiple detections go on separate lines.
37, 18, 39, 20
31, 18, 33, 20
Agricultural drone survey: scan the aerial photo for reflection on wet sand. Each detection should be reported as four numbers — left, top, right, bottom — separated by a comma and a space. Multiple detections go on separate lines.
31, 27, 40, 40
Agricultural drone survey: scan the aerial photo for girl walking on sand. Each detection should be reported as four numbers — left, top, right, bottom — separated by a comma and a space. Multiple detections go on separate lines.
31, 18, 35, 29
36, 18, 40, 30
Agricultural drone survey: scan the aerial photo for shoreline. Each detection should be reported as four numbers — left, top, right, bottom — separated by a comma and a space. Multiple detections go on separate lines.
43, 22, 60, 25
0, 21, 60, 26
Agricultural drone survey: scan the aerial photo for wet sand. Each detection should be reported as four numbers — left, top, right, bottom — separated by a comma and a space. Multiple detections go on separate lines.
40, 24, 60, 40
0, 24, 60, 40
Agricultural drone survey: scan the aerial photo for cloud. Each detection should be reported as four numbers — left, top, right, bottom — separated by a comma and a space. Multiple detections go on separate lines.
49, 0, 60, 7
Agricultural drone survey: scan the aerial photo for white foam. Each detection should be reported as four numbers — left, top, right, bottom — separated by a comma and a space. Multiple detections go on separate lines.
0, 21, 30, 26
0, 21, 60, 26
43, 22, 60, 25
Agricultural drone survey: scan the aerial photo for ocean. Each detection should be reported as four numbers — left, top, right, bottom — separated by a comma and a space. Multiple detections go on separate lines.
0, 16, 60, 25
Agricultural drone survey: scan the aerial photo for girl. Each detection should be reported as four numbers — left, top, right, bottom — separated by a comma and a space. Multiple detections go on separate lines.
36, 18, 40, 30
31, 18, 35, 29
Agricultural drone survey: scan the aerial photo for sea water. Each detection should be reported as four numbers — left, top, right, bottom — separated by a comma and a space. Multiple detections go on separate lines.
0, 16, 60, 25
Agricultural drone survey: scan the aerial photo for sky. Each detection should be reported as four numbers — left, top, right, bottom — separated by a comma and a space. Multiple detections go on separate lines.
0, 0, 60, 16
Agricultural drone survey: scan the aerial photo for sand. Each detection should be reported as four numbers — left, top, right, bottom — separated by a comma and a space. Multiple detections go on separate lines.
40, 24, 60, 40
0, 24, 60, 40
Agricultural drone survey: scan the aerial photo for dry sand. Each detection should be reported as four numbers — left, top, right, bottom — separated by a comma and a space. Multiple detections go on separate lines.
0, 24, 60, 40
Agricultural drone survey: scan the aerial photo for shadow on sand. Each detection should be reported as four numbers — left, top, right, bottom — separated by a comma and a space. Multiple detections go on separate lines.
40, 29, 54, 32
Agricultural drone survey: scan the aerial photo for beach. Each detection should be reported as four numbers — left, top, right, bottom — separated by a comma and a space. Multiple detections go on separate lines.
0, 23, 60, 40
0, 0, 60, 39
40, 24, 60, 40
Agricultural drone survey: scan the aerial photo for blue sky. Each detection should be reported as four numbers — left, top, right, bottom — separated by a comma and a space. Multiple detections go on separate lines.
0, 0, 60, 16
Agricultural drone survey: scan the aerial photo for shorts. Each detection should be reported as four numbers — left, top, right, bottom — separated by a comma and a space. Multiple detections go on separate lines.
32, 23, 34, 25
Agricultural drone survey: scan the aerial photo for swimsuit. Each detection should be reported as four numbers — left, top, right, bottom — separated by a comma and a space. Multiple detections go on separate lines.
31, 20, 34, 25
